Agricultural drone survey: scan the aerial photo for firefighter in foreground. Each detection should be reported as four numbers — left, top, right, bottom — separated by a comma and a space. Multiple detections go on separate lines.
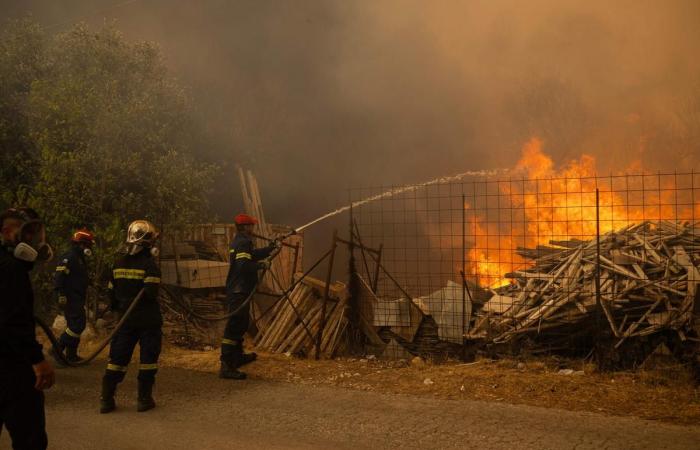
219, 213, 279, 380
51, 228, 95, 363
100, 220, 162, 413
0, 207, 54, 449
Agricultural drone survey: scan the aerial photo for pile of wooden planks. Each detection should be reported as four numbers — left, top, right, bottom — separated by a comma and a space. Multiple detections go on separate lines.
468, 220, 700, 353
255, 276, 349, 357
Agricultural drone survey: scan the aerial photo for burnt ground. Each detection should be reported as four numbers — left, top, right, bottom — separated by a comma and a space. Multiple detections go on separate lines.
2, 361, 700, 450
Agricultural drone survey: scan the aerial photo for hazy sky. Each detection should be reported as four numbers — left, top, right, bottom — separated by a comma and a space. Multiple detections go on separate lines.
3, 0, 700, 230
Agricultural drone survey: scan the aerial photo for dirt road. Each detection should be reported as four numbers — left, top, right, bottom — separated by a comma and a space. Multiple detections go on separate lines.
2, 363, 699, 449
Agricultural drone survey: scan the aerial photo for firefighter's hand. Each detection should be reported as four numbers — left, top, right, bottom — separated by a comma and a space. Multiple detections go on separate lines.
258, 260, 271, 270
270, 238, 282, 250
33, 360, 56, 391
102, 310, 116, 322
57, 295, 67, 307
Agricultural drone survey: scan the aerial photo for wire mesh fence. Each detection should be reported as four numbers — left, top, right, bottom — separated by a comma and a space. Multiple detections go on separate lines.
350, 172, 700, 369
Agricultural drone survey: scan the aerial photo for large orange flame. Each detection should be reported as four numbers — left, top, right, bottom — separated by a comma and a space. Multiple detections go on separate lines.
466, 138, 700, 288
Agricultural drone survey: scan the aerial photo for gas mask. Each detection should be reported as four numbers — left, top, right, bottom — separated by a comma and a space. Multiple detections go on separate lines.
13, 220, 53, 263
83, 247, 93, 257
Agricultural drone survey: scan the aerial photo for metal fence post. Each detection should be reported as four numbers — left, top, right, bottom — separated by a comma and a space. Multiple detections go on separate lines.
348, 200, 359, 352
594, 187, 603, 359
462, 193, 467, 360
316, 229, 338, 359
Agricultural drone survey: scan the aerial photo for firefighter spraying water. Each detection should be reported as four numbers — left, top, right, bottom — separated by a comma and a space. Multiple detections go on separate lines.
219, 214, 281, 380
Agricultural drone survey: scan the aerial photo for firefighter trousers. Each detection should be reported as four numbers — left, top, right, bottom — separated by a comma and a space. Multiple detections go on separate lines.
220, 292, 250, 363
103, 325, 162, 384
58, 304, 86, 350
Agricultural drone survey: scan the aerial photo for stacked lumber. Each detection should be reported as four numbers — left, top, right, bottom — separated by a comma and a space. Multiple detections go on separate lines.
255, 276, 349, 357
468, 220, 700, 353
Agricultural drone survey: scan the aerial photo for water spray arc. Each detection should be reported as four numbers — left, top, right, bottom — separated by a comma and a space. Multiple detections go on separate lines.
294, 168, 506, 233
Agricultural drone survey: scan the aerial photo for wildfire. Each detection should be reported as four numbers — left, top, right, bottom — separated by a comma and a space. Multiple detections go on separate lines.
466, 138, 700, 288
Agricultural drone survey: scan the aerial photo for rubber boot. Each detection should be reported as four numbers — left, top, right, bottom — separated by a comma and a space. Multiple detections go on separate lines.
239, 352, 257, 367
137, 380, 156, 412
219, 361, 247, 380
65, 345, 81, 363
100, 378, 117, 414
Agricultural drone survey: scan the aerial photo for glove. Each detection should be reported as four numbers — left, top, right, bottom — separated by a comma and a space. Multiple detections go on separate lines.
57, 295, 67, 308
270, 238, 282, 250
258, 260, 271, 270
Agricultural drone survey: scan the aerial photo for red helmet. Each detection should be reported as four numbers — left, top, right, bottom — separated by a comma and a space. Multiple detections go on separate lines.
234, 214, 258, 225
72, 228, 95, 245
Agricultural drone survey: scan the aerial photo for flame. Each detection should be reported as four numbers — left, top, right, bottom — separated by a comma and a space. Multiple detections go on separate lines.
466, 138, 700, 287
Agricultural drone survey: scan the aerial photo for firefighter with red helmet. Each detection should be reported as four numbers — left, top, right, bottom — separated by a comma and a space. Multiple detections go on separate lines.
51, 228, 95, 363
100, 220, 162, 413
219, 213, 279, 380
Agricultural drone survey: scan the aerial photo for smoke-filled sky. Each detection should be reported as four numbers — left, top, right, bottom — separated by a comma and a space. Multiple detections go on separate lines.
3, 0, 700, 230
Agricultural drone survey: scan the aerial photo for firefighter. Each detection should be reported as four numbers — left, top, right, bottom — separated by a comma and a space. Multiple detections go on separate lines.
100, 220, 162, 414
51, 228, 95, 363
219, 213, 279, 380
0, 207, 54, 449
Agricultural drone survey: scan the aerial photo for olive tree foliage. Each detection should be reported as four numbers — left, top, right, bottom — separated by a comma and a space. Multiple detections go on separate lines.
0, 20, 218, 311
0, 20, 46, 209
28, 24, 217, 230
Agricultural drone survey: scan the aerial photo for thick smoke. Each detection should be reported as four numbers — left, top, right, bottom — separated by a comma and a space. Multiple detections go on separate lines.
4, 0, 700, 229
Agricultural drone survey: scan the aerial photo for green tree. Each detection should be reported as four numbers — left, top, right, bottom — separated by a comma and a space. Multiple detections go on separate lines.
0, 19, 46, 209
1, 20, 218, 315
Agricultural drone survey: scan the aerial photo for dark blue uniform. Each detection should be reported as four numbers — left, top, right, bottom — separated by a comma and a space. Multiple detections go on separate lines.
103, 250, 162, 385
220, 234, 273, 364
0, 246, 48, 449
54, 245, 89, 353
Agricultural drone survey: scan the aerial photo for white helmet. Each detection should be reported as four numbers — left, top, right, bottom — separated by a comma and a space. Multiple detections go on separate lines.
126, 220, 158, 247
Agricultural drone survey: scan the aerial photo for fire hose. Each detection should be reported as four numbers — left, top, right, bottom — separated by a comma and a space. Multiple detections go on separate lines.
35, 231, 294, 366
164, 238, 328, 345
162, 238, 290, 323
35, 288, 146, 367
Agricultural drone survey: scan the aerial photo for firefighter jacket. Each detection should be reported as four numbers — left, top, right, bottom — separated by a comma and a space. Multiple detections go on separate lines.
225, 234, 274, 296
54, 245, 89, 311
0, 246, 44, 369
107, 250, 162, 329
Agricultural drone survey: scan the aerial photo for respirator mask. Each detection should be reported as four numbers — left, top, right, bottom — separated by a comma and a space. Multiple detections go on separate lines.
14, 220, 53, 263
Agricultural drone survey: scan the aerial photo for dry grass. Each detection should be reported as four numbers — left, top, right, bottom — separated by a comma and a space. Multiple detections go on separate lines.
157, 344, 700, 425
41, 331, 700, 425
